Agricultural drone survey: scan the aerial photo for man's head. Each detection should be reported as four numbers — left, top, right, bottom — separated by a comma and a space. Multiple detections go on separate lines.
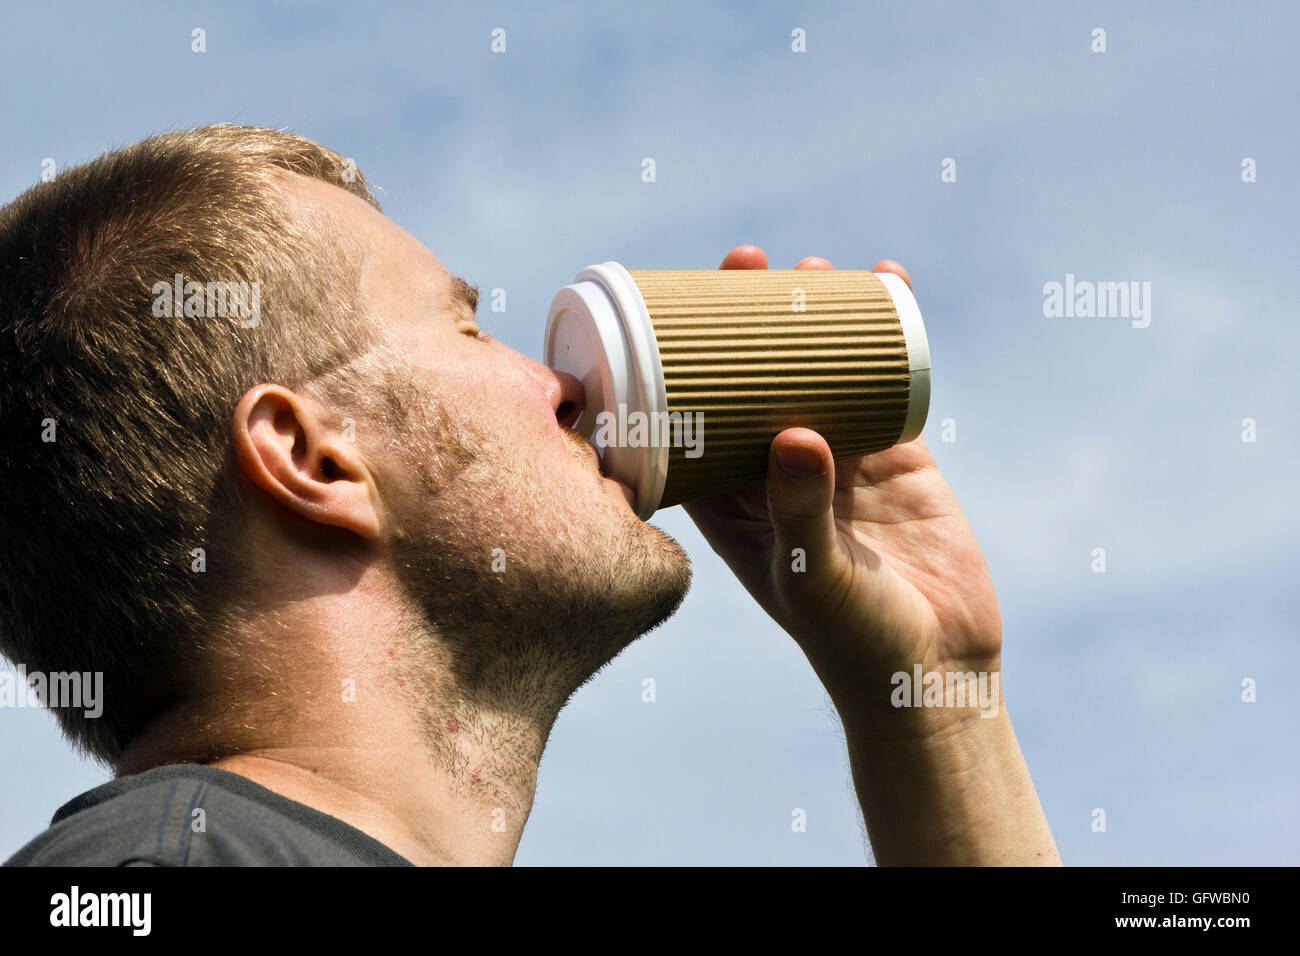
0, 125, 690, 769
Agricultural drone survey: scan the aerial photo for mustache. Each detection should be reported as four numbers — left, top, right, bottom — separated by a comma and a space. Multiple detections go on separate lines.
561, 425, 600, 464
560, 426, 610, 491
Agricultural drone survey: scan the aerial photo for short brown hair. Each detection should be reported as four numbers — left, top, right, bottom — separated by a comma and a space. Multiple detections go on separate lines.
0, 125, 387, 764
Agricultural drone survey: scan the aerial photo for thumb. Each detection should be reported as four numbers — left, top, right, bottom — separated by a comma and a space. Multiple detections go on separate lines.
766, 429, 845, 589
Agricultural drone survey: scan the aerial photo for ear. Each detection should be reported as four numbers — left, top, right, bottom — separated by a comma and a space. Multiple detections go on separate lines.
231, 384, 380, 539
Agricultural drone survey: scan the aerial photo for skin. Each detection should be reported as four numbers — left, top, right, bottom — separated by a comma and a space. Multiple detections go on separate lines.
696, 247, 1061, 865
119, 176, 1060, 866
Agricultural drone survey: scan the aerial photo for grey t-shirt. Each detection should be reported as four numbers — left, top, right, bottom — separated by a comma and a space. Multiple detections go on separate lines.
3, 763, 413, 866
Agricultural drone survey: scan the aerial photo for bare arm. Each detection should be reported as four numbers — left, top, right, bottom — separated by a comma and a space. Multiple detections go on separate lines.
685, 245, 1061, 865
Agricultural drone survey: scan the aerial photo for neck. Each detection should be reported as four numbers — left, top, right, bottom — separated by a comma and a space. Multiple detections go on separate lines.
116, 580, 561, 866
204, 699, 550, 867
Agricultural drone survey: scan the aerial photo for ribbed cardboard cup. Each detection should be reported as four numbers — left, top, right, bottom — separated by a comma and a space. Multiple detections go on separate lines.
544, 262, 930, 520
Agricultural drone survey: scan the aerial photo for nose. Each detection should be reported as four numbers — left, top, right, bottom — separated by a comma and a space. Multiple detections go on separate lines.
552, 369, 585, 429
530, 357, 585, 429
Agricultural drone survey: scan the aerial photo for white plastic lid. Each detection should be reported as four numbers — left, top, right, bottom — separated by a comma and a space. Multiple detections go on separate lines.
544, 262, 668, 520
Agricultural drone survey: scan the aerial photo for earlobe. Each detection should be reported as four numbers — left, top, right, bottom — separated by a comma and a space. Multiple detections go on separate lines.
231, 384, 381, 539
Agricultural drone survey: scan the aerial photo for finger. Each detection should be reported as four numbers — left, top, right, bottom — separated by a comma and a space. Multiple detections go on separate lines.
871, 259, 912, 291
794, 256, 833, 270
719, 245, 768, 270
766, 428, 845, 588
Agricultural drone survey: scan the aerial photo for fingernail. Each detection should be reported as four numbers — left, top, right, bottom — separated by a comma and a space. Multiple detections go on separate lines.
776, 444, 822, 479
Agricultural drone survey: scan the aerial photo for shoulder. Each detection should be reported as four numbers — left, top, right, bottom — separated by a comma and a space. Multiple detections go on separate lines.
6, 770, 209, 866
4, 764, 411, 867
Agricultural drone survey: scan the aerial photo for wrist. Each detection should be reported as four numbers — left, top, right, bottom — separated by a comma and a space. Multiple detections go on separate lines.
842, 685, 1010, 748
803, 642, 1005, 739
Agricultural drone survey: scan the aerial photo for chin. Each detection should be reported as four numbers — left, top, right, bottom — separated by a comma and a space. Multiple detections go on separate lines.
623, 526, 693, 633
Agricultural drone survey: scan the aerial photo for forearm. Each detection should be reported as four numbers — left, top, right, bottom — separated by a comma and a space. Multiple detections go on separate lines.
840, 699, 1061, 866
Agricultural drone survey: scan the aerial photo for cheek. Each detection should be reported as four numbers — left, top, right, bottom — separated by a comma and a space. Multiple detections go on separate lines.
422, 343, 582, 477
464, 350, 558, 432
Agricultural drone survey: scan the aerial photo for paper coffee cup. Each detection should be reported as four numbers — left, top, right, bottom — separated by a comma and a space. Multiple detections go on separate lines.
544, 262, 930, 520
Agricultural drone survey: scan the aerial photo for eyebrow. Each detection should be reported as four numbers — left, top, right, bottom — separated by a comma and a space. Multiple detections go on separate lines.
450, 275, 479, 315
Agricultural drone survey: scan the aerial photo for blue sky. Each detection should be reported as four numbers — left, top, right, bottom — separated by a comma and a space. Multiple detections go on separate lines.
1, 0, 1297, 864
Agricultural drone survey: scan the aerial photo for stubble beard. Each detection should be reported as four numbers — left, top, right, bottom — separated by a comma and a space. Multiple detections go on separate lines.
385, 401, 691, 765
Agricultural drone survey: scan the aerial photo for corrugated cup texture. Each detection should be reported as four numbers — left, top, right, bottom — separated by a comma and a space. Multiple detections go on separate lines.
628, 269, 911, 506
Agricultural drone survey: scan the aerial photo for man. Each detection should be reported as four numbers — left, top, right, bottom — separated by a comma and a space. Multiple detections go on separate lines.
0, 125, 1060, 866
